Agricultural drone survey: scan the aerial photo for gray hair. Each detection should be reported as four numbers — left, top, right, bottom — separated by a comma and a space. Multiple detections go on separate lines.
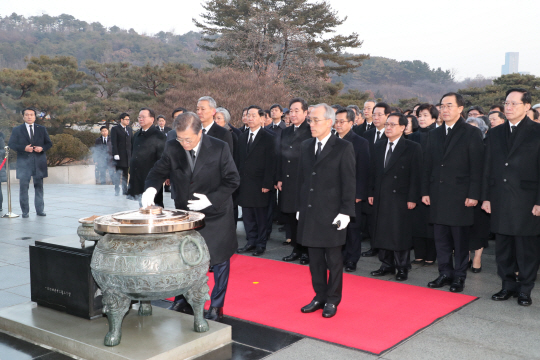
197, 96, 217, 109
215, 107, 231, 123
313, 103, 336, 126
347, 104, 361, 115
364, 99, 377, 106
466, 117, 488, 138
175, 112, 202, 134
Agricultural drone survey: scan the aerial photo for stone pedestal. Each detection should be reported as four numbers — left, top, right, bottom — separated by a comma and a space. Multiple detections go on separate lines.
0, 303, 231, 360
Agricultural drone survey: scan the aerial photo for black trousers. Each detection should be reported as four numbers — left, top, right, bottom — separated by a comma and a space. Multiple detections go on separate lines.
413, 237, 437, 262
362, 212, 375, 248
19, 177, 44, 215
115, 166, 128, 194
343, 206, 363, 264
378, 249, 410, 270
495, 234, 540, 295
283, 212, 307, 255
210, 260, 230, 308
243, 206, 268, 249
434, 224, 469, 279
308, 246, 343, 305
96, 164, 115, 185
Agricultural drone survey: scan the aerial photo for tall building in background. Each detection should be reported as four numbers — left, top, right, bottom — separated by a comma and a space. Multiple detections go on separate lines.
501, 52, 519, 75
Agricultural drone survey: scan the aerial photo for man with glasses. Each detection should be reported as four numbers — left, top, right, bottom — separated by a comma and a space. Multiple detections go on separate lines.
482, 88, 540, 306
127, 107, 166, 207
297, 103, 355, 318
353, 100, 376, 136
368, 113, 422, 281
335, 108, 370, 272
196, 96, 234, 155
422, 92, 484, 292
142, 112, 240, 321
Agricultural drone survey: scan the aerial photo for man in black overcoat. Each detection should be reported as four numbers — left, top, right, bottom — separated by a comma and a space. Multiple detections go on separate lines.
360, 102, 391, 257
236, 106, 276, 256
127, 108, 166, 207
8, 108, 52, 218
422, 92, 484, 292
197, 96, 234, 155
93, 126, 114, 185
143, 112, 240, 321
482, 88, 540, 306
335, 108, 370, 272
353, 100, 376, 137
266, 104, 287, 135
297, 103, 356, 318
155, 115, 172, 134
368, 113, 422, 281
111, 112, 133, 196
277, 98, 313, 264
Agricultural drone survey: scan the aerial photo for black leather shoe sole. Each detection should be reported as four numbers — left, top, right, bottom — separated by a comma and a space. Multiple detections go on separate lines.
301, 301, 324, 313
237, 245, 256, 253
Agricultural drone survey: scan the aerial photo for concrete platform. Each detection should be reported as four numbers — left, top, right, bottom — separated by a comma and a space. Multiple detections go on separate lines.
0, 302, 231, 360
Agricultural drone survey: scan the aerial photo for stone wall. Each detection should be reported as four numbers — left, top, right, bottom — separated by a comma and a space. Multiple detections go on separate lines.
9, 165, 96, 184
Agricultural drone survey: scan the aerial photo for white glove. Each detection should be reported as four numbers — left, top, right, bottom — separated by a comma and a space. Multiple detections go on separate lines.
332, 213, 350, 230
114, 155, 120, 160
141, 187, 157, 208
296, 211, 299, 220
187, 193, 212, 211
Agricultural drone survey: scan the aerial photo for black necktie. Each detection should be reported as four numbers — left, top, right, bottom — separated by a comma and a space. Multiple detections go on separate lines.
509, 125, 517, 147
375, 131, 381, 143
385, 142, 393, 168
190, 149, 196, 161
247, 133, 254, 152
203, 129, 207, 134
273, 125, 277, 130
510, 125, 517, 133
447, 127, 452, 136
103, 138, 106, 145
29, 125, 34, 145
315, 141, 322, 160
367, 123, 372, 130
294, 127, 297, 132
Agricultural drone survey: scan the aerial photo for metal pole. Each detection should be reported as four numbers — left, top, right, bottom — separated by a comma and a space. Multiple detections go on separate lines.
2, 146, 19, 218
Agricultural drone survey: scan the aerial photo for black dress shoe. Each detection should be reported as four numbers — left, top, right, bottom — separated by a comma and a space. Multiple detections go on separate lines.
208, 266, 214, 273
22, 213, 29, 218
517, 293, 532, 306
370, 267, 395, 276
471, 266, 482, 273
204, 307, 224, 321
299, 253, 310, 265
427, 274, 453, 288
449, 277, 465, 292
283, 252, 300, 262
301, 300, 324, 313
322, 303, 337, 318
491, 289, 519, 301
37, 212, 46, 216
237, 244, 256, 253
282, 240, 291, 245
167, 299, 194, 314
344, 262, 356, 272
411, 259, 424, 265
423, 261, 435, 266
395, 269, 408, 281
361, 248, 379, 257
252, 248, 265, 256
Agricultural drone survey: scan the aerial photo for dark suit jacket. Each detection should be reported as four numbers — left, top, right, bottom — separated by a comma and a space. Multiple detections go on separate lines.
297, 135, 356, 247
206, 122, 234, 156
276, 120, 312, 213
127, 126, 166, 197
166, 129, 176, 142
238, 124, 249, 133
110, 124, 133, 168
235, 128, 276, 208
361, 127, 386, 215
482, 117, 540, 236
266, 121, 286, 136
145, 135, 240, 266
342, 130, 370, 201
369, 138, 422, 251
156, 125, 172, 134
229, 124, 242, 138
353, 121, 374, 137
93, 136, 113, 167
421, 118, 484, 226
8, 123, 52, 179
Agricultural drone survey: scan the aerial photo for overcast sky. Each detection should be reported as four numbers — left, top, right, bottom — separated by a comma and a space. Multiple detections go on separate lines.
2, 0, 539, 80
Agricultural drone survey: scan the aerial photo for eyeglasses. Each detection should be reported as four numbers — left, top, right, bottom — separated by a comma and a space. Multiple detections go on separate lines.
503, 102, 524, 107
335, 120, 352, 125
307, 118, 329, 124
176, 137, 194, 144
384, 123, 401, 128
373, 113, 386, 118
440, 104, 456, 110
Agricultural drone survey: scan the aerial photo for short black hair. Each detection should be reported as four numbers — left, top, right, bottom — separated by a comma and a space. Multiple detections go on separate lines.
156, 115, 166, 121
289, 97, 308, 112
478, 115, 491, 129
247, 105, 265, 117
505, 88, 532, 105
407, 115, 419, 131
270, 104, 283, 112
388, 112, 408, 127
531, 109, 540, 120
416, 103, 439, 119
467, 105, 485, 115
335, 108, 355, 122
347, 105, 361, 115
488, 111, 506, 121
440, 92, 464, 107
22, 107, 37, 117
331, 104, 344, 111
100, 126, 108, 131
172, 107, 187, 118
242, 107, 249, 114
374, 102, 391, 115
265, 109, 271, 116
119, 112, 130, 120
139, 107, 155, 119
489, 105, 504, 112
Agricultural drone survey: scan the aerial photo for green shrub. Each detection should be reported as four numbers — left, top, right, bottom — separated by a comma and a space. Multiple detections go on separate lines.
47, 134, 89, 166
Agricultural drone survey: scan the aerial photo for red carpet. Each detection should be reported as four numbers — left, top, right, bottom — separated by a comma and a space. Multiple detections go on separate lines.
171, 254, 477, 355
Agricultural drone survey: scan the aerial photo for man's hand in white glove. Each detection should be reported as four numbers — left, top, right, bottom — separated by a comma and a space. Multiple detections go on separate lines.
141, 187, 157, 208
114, 155, 120, 160
296, 211, 299, 220
332, 213, 350, 230
187, 193, 212, 211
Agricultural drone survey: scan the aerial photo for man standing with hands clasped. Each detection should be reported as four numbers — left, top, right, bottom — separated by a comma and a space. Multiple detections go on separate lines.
297, 103, 355, 318
482, 88, 540, 306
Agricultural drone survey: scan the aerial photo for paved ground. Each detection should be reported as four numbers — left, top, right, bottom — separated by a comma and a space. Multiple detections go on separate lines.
0, 184, 540, 359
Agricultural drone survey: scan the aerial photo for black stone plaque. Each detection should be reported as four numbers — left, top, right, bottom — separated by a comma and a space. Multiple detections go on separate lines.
29, 235, 103, 319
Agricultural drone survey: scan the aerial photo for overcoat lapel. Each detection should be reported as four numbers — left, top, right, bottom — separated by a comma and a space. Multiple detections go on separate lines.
246, 129, 263, 157
314, 134, 336, 166
443, 118, 465, 159
192, 135, 211, 179
384, 138, 406, 173
508, 117, 532, 158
